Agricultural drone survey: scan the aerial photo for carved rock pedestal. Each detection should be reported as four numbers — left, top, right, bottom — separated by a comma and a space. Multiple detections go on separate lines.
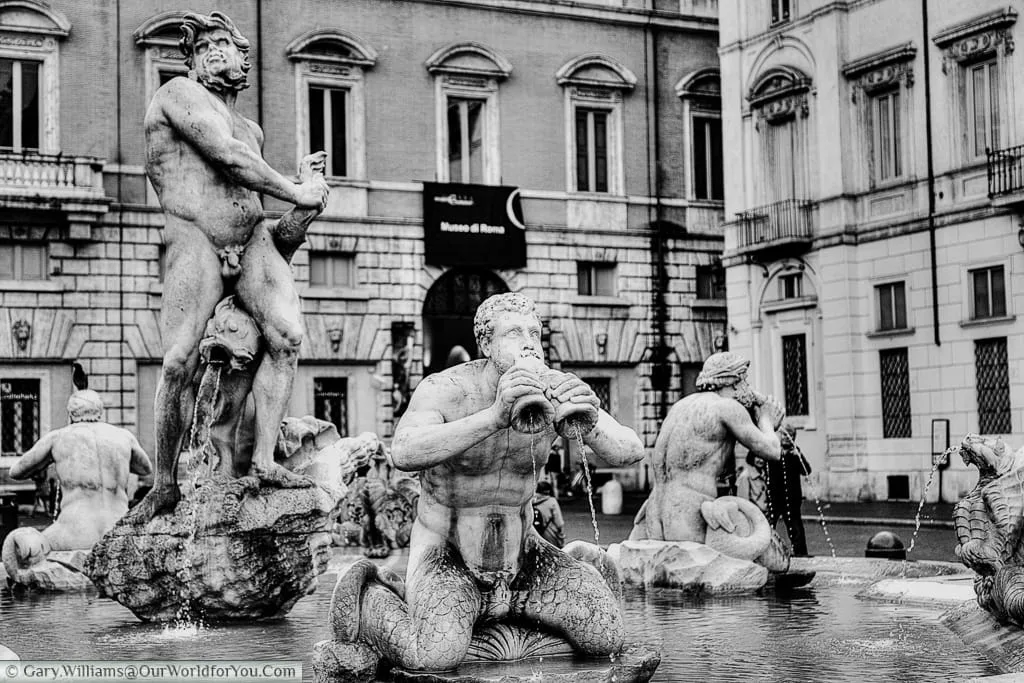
2, 548, 92, 592
608, 539, 769, 593
86, 477, 335, 622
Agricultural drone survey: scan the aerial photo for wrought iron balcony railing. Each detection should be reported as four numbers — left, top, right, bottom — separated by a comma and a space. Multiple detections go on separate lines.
0, 151, 105, 198
735, 199, 814, 253
987, 144, 1024, 199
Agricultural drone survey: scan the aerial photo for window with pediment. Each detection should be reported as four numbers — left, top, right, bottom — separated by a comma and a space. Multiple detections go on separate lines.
288, 30, 377, 181
933, 7, 1017, 164
843, 44, 916, 188
426, 43, 511, 185
134, 11, 190, 105
0, 1, 69, 154
676, 69, 723, 201
557, 55, 636, 196
748, 66, 811, 205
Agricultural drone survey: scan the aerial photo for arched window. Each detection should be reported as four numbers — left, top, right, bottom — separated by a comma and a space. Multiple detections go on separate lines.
0, 0, 70, 153
425, 43, 512, 185
421, 268, 509, 375
676, 68, 723, 201
287, 29, 378, 180
556, 55, 636, 196
134, 11, 188, 105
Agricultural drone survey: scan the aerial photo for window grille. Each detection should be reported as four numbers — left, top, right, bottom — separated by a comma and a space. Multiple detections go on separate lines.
975, 337, 1011, 434
781, 334, 808, 416
314, 377, 349, 437
1, 378, 40, 457
586, 377, 612, 414
879, 348, 911, 438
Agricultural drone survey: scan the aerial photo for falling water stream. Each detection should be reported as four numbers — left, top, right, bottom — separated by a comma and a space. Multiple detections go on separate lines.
571, 429, 600, 545
170, 362, 224, 631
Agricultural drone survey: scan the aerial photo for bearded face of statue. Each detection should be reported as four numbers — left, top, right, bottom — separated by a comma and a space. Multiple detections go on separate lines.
483, 311, 545, 376
731, 376, 758, 409
192, 28, 248, 94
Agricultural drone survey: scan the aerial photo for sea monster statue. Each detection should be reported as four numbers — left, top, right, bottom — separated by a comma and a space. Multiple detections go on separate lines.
954, 433, 1024, 627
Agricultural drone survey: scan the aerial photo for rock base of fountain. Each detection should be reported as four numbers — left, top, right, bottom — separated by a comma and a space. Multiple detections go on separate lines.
941, 600, 1024, 674
86, 476, 335, 622
608, 540, 768, 593
311, 639, 659, 683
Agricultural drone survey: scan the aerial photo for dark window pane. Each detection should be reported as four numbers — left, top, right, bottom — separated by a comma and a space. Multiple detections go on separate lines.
594, 111, 608, 192
577, 263, 592, 296
595, 264, 615, 296
447, 100, 463, 181
576, 109, 590, 191
991, 266, 1006, 317
781, 334, 809, 416
467, 100, 483, 184
0, 59, 13, 149
693, 118, 709, 199
878, 285, 894, 331
1, 378, 41, 456
20, 244, 45, 280
0, 244, 14, 280
20, 61, 38, 150
709, 117, 724, 200
314, 377, 348, 437
330, 89, 347, 177
976, 338, 1011, 434
309, 87, 325, 161
894, 282, 906, 329
309, 253, 327, 286
973, 268, 990, 319
879, 348, 911, 438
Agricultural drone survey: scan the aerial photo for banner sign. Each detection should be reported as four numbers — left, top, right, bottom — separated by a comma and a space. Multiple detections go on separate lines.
422, 182, 526, 268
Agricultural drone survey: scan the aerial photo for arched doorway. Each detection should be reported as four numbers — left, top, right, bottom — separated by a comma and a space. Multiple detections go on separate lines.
422, 268, 509, 376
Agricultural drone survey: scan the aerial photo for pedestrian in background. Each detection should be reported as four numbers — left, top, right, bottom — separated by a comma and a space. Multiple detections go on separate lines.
737, 452, 769, 515
765, 423, 812, 556
532, 480, 565, 547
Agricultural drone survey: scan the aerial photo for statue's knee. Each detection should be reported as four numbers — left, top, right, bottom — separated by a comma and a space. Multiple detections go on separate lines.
266, 320, 303, 356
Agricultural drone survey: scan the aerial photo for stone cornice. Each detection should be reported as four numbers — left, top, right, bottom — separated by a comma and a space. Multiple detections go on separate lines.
843, 43, 916, 93
397, 0, 717, 33
934, 7, 1017, 71
933, 7, 1017, 49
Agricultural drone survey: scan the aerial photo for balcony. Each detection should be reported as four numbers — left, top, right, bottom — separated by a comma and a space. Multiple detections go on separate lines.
0, 151, 110, 239
735, 199, 814, 261
987, 144, 1024, 205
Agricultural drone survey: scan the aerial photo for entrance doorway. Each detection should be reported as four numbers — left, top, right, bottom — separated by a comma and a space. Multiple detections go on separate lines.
422, 268, 509, 376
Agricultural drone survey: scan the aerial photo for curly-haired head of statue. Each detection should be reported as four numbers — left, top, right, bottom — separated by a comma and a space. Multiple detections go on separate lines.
473, 293, 541, 350
179, 11, 251, 95
67, 390, 104, 423
695, 352, 750, 392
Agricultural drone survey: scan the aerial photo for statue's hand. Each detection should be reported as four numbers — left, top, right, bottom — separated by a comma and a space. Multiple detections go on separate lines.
755, 393, 785, 431
548, 373, 600, 409
299, 151, 328, 181
294, 176, 329, 210
492, 367, 547, 429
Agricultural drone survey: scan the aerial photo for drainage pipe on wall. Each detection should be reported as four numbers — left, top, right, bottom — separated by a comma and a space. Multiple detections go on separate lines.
922, 0, 941, 347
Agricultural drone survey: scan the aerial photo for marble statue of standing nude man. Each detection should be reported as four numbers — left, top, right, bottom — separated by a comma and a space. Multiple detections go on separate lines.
332, 293, 645, 671
629, 351, 785, 543
134, 11, 330, 520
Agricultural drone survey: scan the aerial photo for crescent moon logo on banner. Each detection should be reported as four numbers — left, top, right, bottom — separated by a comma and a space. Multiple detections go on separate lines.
506, 189, 526, 230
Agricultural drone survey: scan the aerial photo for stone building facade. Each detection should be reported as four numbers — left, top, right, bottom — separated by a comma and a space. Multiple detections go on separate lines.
719, 0, 1023, 502
0, 0, 725, 490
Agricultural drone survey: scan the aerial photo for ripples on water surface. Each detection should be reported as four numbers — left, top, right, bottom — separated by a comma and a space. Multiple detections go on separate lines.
0, 568, 998, 682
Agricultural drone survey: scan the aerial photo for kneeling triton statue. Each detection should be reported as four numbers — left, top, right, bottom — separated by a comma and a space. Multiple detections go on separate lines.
321, 292, 652, 678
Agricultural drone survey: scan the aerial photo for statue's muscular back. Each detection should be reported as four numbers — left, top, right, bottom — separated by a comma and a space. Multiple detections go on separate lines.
144, 77, 265, 248
650, 392, 735, 496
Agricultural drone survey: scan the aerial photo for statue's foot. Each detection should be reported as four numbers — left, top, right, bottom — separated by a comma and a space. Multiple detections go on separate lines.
248, 463, 315, 489
123, 485, 179, 524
